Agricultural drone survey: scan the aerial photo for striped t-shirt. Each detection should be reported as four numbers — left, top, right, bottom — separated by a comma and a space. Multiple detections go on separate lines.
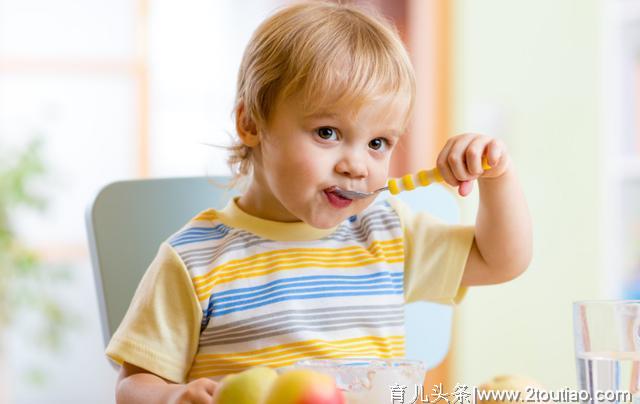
106, 197, 474, 383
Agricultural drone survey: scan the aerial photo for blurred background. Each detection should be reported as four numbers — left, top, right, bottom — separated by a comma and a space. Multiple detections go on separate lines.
0, 0, 637, 402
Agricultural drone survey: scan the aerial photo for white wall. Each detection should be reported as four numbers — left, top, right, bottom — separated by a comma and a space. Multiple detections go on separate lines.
451, 0, 602, 388
0, 1, 281, 403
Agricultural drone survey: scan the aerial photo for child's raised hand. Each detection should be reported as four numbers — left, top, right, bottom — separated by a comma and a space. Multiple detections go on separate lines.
168, 378, 219, 404
436, 133, 510, 197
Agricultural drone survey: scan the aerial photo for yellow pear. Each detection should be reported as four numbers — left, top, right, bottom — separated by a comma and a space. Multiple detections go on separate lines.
213, 366, 278, 404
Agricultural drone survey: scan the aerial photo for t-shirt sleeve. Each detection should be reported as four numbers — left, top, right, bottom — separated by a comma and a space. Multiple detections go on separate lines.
105, 242, 202, 384
388, 198, 475, 305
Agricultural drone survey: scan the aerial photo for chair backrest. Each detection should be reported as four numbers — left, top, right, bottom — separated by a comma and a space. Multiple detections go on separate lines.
85, 176, 239, 350
86, 177, 460, 370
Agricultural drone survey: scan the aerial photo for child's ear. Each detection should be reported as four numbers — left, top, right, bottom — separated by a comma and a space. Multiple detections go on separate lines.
235, 102, 260, 147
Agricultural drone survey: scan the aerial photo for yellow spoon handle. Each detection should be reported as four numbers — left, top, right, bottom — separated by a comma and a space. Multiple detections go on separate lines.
386, 158, 492, 195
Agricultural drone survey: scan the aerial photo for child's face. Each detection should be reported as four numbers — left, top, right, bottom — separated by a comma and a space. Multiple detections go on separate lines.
242, 93, 408, 229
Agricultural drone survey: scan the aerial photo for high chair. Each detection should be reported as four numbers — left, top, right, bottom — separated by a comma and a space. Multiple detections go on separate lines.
85, 176, 461, 376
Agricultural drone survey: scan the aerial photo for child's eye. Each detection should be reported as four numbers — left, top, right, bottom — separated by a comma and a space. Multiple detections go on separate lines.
316, 127, 338, 140
369, 137, 390, 151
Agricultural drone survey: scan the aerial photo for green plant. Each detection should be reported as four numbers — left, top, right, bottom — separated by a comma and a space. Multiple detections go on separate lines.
0, 139, 77, 368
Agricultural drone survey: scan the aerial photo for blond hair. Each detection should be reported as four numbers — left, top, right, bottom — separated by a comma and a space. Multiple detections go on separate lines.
229, 0, 416, 181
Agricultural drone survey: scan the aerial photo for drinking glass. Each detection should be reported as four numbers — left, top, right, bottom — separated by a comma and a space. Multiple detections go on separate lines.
574, 300, 640, 404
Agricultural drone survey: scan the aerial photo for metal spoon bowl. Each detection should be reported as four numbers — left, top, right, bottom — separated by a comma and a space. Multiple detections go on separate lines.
333, 186, 389, 200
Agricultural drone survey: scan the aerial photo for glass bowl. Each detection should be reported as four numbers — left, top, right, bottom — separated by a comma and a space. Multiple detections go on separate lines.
294, 358, 426, 404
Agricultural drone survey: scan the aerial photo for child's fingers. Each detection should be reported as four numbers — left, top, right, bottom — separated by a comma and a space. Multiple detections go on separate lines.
465, 136, 490, 176
174, 379, 218, 404
458, 180, 474, 197
446, 135, 476, 181
436, 138, 460, 187
486, 138, 504, 168
190, 378, 218, 403
201, 379, 218, 396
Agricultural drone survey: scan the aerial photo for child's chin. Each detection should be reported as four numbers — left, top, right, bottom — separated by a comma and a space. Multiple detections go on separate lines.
309, 220, 340, 230
307, 215, 345, 230
317, 211, 362, 229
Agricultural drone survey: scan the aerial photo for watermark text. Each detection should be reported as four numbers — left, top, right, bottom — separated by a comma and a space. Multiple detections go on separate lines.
389, 383, 635, 404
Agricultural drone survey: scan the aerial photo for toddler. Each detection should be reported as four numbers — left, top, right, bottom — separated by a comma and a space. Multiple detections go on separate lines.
108, 1, 532, 403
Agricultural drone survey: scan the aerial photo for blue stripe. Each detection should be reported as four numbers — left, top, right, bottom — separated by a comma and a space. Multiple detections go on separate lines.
213, 271, 403, 298
170, 225, 231, 247
172, 229, 230, 244
212, 289, 404, 317
208, 283, 403, 314
173, 232, 227, 243
180, 226, 226, 234
172, 224, 228, 238
171, 234, 229, 247
201, 272, 403, 327
212, 278, 403, 305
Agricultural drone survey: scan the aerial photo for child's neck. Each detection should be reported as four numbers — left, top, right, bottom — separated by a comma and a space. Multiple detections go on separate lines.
237, 180, 302, 223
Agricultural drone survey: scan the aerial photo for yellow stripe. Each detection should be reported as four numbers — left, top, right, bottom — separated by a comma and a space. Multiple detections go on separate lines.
192, 239, 404, 294
188, 336, 406, 377
388, 178, 400, 195
401, 174, 415, 191
196, 254, 404, 301
189, 348, 406, 378
193, 341, 404, 370
193, 239, 403, 284
194, 335, 405, 360
417, 170, 430, 186
196, 255, 404, 301
194, 337, 404, 367
195, 240, 402, 280
190, 347, 406, 377
193, 241, 404, 289
193, 210, 217, 221
199, 254, 404, 290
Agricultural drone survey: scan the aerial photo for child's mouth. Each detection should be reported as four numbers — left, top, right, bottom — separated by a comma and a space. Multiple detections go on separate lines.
324, 187, 353, 208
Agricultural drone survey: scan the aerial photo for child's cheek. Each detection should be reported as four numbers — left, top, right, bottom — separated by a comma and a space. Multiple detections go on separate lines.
370, 162, 389, 190
278, 157, 316, 192
290, 150, 326, 177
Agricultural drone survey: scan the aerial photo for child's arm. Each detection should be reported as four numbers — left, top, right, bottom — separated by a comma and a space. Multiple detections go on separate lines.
116, 362, 218, 404
436, 134, 533, 286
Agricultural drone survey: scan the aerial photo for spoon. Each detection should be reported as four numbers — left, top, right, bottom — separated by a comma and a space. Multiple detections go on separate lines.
334, 158, 492, 200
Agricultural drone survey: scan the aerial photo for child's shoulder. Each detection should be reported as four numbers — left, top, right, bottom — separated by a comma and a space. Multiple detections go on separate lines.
188, 208, 221, 223
165, 207, 233, 249
181, 207, 226, 228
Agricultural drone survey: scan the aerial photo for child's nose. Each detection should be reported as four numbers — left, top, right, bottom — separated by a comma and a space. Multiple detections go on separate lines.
335, 153, 368, 179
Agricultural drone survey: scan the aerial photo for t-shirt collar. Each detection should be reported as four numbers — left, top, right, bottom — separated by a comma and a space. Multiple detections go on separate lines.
217, 197, 339, 242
